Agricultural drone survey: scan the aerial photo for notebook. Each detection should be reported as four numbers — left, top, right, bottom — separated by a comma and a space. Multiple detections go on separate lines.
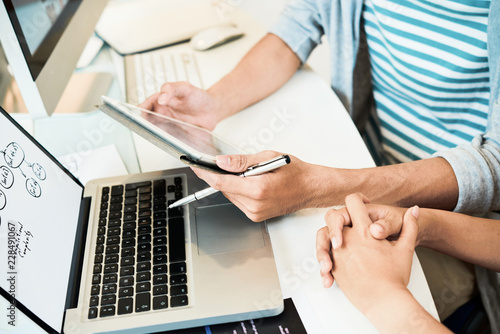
0, 106, 283, 334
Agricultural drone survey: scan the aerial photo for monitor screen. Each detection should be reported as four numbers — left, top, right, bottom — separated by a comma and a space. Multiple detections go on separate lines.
0, 0, 108, 118
4, 0, 80, 80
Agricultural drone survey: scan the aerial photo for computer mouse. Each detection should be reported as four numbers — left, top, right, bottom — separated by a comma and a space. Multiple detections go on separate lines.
190, 24, 244, 51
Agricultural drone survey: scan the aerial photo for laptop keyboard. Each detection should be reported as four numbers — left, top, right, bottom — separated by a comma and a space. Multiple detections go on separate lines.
88, 176, 188, 319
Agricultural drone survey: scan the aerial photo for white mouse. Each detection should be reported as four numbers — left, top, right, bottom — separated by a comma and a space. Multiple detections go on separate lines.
190, 24, 244, 51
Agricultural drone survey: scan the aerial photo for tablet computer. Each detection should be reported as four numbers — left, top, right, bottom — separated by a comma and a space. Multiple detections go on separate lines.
99, 96, 244, 174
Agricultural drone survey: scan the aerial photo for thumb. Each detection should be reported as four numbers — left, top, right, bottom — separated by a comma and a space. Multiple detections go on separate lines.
216, 151, 281, 173
397, 206, 419, 251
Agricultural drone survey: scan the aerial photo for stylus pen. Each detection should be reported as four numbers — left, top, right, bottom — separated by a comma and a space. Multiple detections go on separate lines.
168, 155, 291, 209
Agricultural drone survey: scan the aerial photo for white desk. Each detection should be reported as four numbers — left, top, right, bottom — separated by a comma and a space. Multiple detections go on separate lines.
2, 1, 437, 333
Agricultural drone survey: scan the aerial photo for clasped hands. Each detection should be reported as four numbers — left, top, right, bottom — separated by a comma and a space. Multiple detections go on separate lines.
316, 193, 420, 315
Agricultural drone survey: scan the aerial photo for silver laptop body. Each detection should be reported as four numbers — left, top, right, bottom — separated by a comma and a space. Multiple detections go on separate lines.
0, 107, 283, 334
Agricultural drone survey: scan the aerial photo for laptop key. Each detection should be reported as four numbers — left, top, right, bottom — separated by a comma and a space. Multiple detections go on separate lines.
93, 264, 102, 274
139, 193, 151, 202
92, 274, 101, 285
170, 262, 186, 275
137, 272, 151, 282
153, 274, 167, 285
107, 236, 120, 245
90, 296, 99, 307
135, 293, 151, 312
111, 185, 124, 196
100, 305, 116, 317
168, 207, 183, 218
94, 254, 103, 264
137, 243, 151, 253
110, 196, 123, 204
153, 245, 166, 255
153, 264, 167, 275
171, 295, 188, 308
124, 197, 137, 205
102, 284, 117, 294
137, 262, 151, 272
153, 295, 168, 310
118, 298, 134, 315
153, 254, 167, 265
138, 186, 152, 194
153, 179, 166, 196
170, 274, 187, 286
103, 273, 118, 284
119, 287, 134, 298
170, 285, 188, 296
88, 307, 98, 319
91, 285, 100, 295
101, 294, 116, 306
104, 264, 118, 274
120, 266, 134, 277
120, 276, 134, 287
153, 285, 167, 296
137, 282, 151, 292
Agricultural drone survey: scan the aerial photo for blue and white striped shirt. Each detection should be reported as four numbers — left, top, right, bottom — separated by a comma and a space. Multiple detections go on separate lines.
363, 0, 491, 163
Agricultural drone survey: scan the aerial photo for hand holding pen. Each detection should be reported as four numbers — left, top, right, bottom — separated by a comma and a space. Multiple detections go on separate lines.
191, 151, 317, 222
168, 155, 291, 208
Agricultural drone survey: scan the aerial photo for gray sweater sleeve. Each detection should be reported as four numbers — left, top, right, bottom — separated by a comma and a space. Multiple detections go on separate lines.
434, 2, 500, 214
434, 105, 500, 214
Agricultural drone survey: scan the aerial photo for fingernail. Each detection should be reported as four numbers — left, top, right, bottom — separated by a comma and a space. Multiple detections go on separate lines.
411, 205, 420, 219
371, 223, 384, 235
322, 276, 328, 288
158, 94, 168, 105
331, 237, 338, 250
320, 260, 327, 273
216, 155, 231, 168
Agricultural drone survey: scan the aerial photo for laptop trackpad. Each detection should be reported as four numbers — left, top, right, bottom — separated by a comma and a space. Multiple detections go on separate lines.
195, 203, 265, 256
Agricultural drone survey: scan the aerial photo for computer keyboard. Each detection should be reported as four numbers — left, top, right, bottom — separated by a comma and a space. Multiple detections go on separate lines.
88, 176, 189, 319
124, 51, 204, 105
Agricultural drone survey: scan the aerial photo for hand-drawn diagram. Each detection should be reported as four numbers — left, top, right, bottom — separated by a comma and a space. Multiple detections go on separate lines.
1, 165, 14, 189
0, 142, 47, 209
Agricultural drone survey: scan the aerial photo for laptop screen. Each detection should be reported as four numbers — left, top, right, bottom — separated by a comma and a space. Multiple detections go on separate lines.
0, 109, 83, 332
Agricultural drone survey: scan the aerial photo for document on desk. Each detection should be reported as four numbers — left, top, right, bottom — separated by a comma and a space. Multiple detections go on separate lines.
57, 144, 128, 185
163, 298, 307, 334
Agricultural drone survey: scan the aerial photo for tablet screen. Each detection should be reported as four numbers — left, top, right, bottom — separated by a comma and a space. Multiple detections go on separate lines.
99, 97, 245, 171
140, 109, 243, 158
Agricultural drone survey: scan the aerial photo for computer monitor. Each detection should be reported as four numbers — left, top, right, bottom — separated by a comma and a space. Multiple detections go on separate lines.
0, 0, 108, 118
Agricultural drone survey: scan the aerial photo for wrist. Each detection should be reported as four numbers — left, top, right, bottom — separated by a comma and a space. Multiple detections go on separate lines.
206, 84, 230, 123
304, 165, 346, 208
416, 208, 435, 247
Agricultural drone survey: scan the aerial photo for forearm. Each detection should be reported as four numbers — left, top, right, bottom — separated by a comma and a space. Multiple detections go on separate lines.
208, 33, 300, 122
363, 287, 450, 334
308, 157, 459, 210
418, 209, 500, 272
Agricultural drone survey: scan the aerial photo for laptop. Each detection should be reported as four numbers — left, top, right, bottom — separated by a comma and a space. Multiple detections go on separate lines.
0, 106, 283, 334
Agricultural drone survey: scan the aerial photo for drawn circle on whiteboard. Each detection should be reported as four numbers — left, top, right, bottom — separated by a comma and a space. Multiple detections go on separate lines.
0, 166, 14, 189
26, 178, 42, 198
32, 163, 46, 180
0, 189, 6, 210
4, 142, 25, 168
